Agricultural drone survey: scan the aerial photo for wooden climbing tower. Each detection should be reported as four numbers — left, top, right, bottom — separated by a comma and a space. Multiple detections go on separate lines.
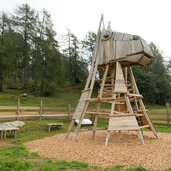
65, 15, 159, 145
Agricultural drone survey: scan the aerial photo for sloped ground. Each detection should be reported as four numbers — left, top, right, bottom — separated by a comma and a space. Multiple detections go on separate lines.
25, 131, 171, 170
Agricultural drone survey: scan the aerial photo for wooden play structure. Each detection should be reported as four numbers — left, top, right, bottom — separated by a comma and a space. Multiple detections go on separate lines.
66, 15, 159, 145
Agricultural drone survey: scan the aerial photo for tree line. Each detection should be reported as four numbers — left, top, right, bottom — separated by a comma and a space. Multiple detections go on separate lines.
0, 4, 171, 105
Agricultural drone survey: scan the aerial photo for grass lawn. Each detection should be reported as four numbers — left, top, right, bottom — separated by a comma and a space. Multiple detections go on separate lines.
0, 118, 171, 171
0, 90, 171, 170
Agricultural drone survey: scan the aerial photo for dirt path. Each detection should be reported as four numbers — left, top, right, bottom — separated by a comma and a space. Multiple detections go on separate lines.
25, 131, 171, 171
0, 141, 12, 148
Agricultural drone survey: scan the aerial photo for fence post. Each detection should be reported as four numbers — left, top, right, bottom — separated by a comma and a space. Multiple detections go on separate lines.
166, 103, 170, 127
68, 104, 71, 120
39, 99, 43, 120
17, 98, 20, 120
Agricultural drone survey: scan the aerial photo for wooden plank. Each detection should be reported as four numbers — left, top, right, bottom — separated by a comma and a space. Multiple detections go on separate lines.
42, 107, 67, 110
0, 112, 16, 115
110, 114, 135, 117
86, 111, 109, 115
114, 62, 127, 92
113, 32, 124, 40
149, 112, 166, 115
47, 123, 63, 126
122, 33, 133, 40
128, 40, 142, 55
20, 106, 40, 110
0, 106, 17, 110
19, 112, 39, 115
127, 93, 143, 98
116, 41, 130, 59
108, 127, 140, 131
43, 112, 68, 114
139, 125, 150, 129
108, 115, 139, 131
151, 118, 167, 121
103, 38, 113, 63
139, 56, 152, 66
153, 123, 168, 126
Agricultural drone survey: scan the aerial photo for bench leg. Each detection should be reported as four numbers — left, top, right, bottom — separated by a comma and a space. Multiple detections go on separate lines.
0, 131, 3, 139
14, 130, 17, 138
3, 131, 6, 139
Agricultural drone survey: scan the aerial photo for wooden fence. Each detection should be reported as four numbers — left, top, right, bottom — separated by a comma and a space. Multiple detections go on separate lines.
148, 103, 171, 126
0, 98, 170, 127
0, 99, 74, 120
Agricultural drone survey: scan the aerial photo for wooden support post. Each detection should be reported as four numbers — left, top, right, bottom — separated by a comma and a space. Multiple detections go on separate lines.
105, 130, 110, 146
39, 99, 43, 120
124, 67, 127, 85
137, 130, 144, 145
92, 115, 98, 140
17, 98, 20, 120
166, 103, 170, 127
73, 112, 85, 141
68, 104, 71, 120
65, 120, 75, 139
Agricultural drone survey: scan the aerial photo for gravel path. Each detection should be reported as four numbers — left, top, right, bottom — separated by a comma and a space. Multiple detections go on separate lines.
25, 131, 171, 170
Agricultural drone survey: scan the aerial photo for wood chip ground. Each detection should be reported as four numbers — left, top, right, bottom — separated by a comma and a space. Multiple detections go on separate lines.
25, 131, 171, 170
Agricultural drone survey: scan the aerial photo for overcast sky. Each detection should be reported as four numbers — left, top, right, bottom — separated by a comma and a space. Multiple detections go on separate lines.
0, 0, 171, 57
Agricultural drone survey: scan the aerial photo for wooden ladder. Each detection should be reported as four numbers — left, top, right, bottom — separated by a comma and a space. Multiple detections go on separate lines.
65, 15, 104, 140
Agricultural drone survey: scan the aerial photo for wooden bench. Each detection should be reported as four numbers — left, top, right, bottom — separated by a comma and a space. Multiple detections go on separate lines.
0, 127, 19, 139
47, 123, 63, 132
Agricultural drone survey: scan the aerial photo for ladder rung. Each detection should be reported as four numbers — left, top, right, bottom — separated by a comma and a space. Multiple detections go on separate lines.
127, 93, 143, 98
86, 111, 109, 115
139, 125, 150, 129
82, 88, 91, 93
100, 84, 114, 86
136, 114, 144, 116
109, 114, 136, 117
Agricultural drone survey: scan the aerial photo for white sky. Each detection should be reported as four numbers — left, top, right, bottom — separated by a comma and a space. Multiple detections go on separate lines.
0, 0, 171, 57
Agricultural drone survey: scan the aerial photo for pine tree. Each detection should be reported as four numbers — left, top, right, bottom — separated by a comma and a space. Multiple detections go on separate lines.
13, 4, 36, 94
